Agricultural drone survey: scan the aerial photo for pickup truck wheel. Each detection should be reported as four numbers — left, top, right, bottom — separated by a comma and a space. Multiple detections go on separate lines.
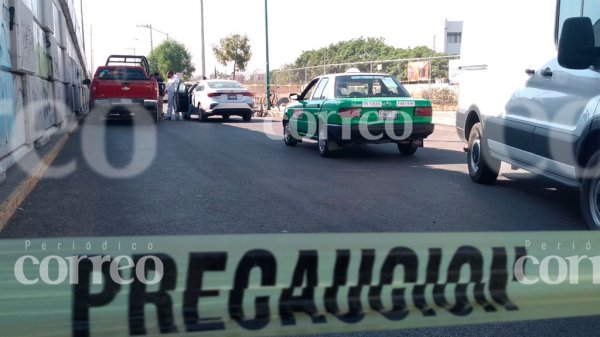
398, 142, 418, 156
581, 151, 600, 230
467, 123, 500, 184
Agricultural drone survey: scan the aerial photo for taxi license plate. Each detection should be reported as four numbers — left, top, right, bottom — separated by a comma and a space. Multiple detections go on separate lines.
378, 110, 397, 120
228, 94, 237, 100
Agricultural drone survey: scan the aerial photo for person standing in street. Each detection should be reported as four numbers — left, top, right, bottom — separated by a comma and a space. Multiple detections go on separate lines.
165, 70, 180, 120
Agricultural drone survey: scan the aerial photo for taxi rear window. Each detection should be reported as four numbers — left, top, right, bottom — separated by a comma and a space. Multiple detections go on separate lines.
335, 75, 411, 98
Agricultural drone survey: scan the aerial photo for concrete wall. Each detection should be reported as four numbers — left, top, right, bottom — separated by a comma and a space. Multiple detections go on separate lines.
0, 0, 87, 173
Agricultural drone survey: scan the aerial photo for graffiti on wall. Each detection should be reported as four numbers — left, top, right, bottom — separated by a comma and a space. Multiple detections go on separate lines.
0, 1, 14, 157
0, 0, 11, 69
0, 71, 15, 158
19, 6, 35, 73
25, 76, 54, 140
34, 23, 51, 77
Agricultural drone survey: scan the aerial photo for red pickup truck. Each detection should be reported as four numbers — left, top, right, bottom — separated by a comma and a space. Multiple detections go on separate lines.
83, 55, 159, 123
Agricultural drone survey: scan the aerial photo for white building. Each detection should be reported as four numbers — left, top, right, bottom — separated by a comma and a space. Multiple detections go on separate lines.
444, 20, 463, 55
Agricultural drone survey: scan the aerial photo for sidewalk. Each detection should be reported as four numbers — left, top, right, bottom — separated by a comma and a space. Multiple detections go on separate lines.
0, 117, 82, 231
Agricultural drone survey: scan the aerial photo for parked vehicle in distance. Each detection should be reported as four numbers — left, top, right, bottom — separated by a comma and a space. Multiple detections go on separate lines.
175, 79, 255, 122
83, 55, 159, 123
456, 0, 600, 230
282, 71, 434, 157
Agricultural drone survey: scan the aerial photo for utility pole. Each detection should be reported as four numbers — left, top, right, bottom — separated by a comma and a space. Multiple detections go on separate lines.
200, 0, 206, 78
265, 0, 271, 110
90, 25, 94, 72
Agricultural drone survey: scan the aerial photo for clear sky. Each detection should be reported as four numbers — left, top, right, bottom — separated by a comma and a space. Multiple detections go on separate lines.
83, 0, 469, 77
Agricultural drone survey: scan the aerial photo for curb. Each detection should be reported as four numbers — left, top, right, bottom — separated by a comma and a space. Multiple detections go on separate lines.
0, 117, 82, 232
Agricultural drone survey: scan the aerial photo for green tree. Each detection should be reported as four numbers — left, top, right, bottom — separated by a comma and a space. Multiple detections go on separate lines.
212, 34, 252, 79
147, 40, 196, 80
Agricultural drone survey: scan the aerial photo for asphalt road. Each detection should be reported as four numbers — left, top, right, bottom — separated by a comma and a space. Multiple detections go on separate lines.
1, 115, 597, 336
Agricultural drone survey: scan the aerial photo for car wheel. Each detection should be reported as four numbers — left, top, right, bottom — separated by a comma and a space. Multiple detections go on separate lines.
198, 106, 208, 122
467, 122, 500, 184
183, 111, 191, 120
222, 114, 230, 122
243, 113, 252, 122
581, 151, 600, 230
398, 142, 418, 156
283, 123, 298, 147
318, 122, 334, 157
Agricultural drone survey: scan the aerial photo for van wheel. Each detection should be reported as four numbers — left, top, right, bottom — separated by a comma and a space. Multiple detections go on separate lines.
467, 123, 500, 184
581, 151, 600, 230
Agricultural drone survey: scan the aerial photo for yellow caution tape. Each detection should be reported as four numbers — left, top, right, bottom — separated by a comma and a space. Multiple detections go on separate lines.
1, 232, 600, 337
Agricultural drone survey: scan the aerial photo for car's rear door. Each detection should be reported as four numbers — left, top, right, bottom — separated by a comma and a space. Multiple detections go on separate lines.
175, 82, 190, 112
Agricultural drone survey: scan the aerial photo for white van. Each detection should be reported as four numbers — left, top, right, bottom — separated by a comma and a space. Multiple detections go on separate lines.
456, 0, 600, 229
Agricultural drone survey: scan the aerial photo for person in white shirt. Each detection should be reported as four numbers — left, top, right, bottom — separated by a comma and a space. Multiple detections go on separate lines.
165, 71, 180, 120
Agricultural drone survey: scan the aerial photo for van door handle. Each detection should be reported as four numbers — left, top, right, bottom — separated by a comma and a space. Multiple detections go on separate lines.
525, 69, 535, 75
540, 68, 553, 77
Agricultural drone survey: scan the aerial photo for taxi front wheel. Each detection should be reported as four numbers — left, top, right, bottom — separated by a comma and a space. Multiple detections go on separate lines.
283, 123, 298, 147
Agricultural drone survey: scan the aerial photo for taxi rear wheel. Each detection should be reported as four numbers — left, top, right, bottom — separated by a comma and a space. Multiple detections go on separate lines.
398, 142, 418, 156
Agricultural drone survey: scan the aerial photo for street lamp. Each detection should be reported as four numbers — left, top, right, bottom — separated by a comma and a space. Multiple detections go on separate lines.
265, 0, 271, 110
200, 0, 206, 78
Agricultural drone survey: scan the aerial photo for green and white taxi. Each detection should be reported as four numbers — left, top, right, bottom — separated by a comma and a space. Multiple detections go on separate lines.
282, 72, 435, 157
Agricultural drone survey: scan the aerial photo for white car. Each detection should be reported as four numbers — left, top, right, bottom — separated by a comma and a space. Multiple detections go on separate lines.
189, 80, 255, 122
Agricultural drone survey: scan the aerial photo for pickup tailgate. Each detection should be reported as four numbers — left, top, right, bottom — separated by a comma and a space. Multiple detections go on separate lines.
91, 66, 157, 100
93, 80, 157, 100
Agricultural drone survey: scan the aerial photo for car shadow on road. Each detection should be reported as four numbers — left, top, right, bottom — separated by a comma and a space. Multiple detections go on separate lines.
289, 141, 467, 166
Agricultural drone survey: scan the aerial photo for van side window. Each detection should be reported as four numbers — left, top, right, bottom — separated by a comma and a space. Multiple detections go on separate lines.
583, 0, 600, 46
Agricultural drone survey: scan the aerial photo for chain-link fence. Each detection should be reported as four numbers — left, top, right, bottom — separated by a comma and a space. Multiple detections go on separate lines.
252, 55, 459, 111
